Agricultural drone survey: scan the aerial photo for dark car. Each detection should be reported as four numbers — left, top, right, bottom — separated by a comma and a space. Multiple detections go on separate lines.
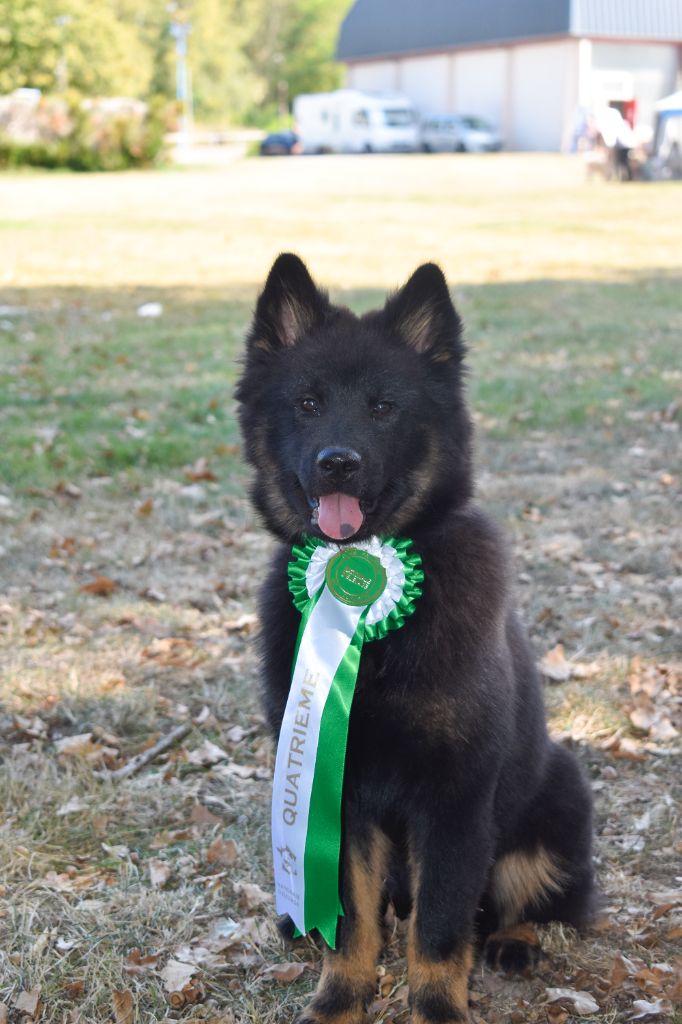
259, 131, 302, 156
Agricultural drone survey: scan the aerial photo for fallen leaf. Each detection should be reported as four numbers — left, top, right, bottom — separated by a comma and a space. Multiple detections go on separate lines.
610, 954, 636, 989
148, 858, 172, 889
54, 733, 95, 757
100, 673, 126, 691
141, 637, 198, 667
233, 881, 273, 909
55, 481, 82, 499
229, 952, 264, 969
540, 644, 572, 682
185, 457, 217, 482
187, 740, 229, 766
649, 717, 679, 742
545, 988, 600, 1015
101, 842, 129, 859
229, 916, 272, 946
225, 612, 258, 633
206, 838, 238, 866
630, 998, 668, 1019
13, 989, 41, 1016
12, 715, 47, 739
80, 576, 118, 596
222, 761, 256, 779
161, 959, 196, 993
57, 796, 89, 816
62, 980, 84, 998
124, 948, 161, 975
546, 1008, 569, 1024
199, 917, 241, 950
190, 804, 223, 827
112, 989, 134, 1024
630, 706, 657, 732
259, 962, 307, 983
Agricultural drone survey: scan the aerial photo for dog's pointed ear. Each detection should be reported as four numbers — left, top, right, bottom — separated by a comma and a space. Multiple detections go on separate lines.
250, 253, 329, 351
383, 263, 463, 362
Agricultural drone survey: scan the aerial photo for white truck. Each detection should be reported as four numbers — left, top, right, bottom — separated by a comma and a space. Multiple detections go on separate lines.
293, 89, 418, 154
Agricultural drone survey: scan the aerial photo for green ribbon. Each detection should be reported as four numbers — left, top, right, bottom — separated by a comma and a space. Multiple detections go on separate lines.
272, 537, 423, 948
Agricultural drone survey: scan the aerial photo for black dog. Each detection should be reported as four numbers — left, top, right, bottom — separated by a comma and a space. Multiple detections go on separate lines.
237, 254, 594, 1024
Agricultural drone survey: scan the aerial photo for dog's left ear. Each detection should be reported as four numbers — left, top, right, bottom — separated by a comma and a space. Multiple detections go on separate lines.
383, 263, 463, 362
250, 253, 329, 351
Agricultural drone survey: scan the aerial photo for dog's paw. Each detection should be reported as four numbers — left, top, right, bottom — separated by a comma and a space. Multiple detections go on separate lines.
484, 923, 541, 975
294, 990, 368, 1024
276, 913, 298, 941
294, 1011, 365, 1024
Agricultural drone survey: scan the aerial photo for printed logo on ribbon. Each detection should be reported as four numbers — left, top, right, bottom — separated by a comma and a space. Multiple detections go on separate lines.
271, 536, 423, 948
325, 548, 387, 606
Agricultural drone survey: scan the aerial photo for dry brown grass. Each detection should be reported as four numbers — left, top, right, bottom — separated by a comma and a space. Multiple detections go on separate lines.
3, 154, 681, 290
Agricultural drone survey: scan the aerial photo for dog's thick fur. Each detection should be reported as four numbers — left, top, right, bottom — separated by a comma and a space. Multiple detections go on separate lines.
236, 254, 595, 1023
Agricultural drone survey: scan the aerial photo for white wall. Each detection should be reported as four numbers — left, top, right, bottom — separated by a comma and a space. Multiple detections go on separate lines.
399, 54, 450, 111
347, 60, 400, 94
344, 36, 679, 150
452, 48, 507, 131
509, 40, 577, 150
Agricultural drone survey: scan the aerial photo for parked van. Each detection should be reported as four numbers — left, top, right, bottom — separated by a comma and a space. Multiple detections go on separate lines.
420, 113, 502, 153
293, 90, 418, 154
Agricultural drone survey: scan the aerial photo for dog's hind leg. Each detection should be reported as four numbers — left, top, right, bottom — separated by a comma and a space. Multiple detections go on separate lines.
484, 743, 595, 974
295, 826, 389, 1024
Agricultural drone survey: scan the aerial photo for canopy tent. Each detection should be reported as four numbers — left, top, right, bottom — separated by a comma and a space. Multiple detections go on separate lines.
652, 91, 682, 177
655, 90, 682, 113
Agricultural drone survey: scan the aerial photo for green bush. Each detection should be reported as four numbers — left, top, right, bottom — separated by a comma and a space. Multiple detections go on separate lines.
0, 94, 168, 171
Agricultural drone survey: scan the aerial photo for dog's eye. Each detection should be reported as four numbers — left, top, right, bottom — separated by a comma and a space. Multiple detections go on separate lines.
299, 396, 320, 415
371, 400, 394, 418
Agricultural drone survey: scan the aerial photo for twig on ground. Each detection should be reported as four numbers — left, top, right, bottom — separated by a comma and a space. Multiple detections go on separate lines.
94, 723, 192, 782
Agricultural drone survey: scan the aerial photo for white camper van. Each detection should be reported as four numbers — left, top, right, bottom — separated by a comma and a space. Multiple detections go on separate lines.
293, 90, 418, 154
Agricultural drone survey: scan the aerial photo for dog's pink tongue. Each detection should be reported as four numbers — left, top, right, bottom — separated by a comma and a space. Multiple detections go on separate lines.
318, 493, 363, 541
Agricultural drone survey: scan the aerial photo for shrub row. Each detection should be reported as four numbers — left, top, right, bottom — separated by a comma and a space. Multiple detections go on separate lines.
0, 93, 170, 171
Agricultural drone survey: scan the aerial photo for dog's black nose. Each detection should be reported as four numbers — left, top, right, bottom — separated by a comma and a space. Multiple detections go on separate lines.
317, 447, 362, 480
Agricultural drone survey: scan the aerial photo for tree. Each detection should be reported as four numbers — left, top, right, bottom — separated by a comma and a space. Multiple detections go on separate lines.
0, 0, 355, 125
0, 0, 152, 97
243, 0, 354, 122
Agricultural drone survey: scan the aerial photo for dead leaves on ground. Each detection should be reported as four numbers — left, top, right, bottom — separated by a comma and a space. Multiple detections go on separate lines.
12, 989, 41, 1018
79, 575, 119, 597
607, 953, 680, 1019
111, 988, 134, 1024
538, 647, 680, 762
626, 658, 680, 744
545, 988, 600, 1015
540, 643, 600, 683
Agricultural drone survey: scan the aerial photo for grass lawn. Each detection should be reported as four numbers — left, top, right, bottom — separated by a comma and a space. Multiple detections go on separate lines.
0, 154, 680, 1024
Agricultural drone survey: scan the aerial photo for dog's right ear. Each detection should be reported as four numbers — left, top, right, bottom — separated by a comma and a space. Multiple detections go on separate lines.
249, 253, 329, 352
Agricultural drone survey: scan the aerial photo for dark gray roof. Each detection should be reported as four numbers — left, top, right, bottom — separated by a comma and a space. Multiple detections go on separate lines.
337, 0, 682, 61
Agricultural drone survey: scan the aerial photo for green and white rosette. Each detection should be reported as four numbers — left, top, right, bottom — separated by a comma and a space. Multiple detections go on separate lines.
271, 535, 423, 948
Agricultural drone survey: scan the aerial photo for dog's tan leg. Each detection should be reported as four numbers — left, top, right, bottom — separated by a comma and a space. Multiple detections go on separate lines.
408, 913, 473, 1024
296, 828, 388, 1024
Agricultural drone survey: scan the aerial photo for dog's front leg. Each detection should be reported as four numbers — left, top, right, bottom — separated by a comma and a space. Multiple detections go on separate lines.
296, 826, 388, 1024
407, 806, 493, 1024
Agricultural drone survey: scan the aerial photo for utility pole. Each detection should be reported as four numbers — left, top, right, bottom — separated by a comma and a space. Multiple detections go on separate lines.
169, 15, 193, 140
55, 14, 72, 93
